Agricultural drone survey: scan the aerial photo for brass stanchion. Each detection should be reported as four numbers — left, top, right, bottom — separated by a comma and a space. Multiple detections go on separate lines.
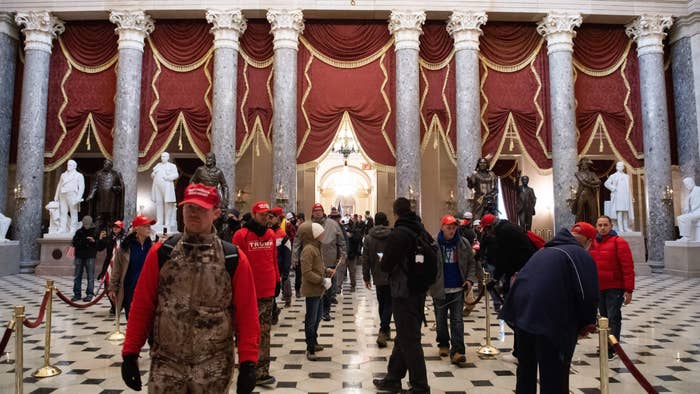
14, 305, 24, 394
598, 317, 610, 394
106, 298, 125, 342
33, 280, 61, 378
477, 271, 500, 356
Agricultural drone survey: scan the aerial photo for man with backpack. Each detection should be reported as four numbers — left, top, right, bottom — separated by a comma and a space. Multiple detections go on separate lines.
373, 198, 436, 394
119, 183, 260, 393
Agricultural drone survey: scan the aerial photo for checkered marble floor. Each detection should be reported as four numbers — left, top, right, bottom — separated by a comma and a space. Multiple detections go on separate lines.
0, 273, 699, 393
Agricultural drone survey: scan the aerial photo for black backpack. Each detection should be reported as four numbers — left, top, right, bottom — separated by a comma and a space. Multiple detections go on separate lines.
157, 234, 239, 278
396, 226, 438, 293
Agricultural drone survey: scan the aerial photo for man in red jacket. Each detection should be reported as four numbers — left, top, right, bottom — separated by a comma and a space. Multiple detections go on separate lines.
120, 183, 260, 393
232, 201, 280, 386
589, 215, 635, 360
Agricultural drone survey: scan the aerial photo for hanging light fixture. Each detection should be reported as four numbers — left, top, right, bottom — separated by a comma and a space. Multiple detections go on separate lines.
332, 112, 359, 166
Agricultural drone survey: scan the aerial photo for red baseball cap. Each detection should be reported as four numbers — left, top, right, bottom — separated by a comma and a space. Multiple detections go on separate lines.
312, 203, 324, 211
481, 214, 497, 227
252, 201, 271, 214
113, 220, 124, 229
179, 183, 220, 209
132, 215, 156, 228
441, 215, 458, 226
271, 207, 284, 217
571, 222, 597, 240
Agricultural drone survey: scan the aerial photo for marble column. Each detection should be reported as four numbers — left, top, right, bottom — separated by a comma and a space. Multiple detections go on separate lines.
14, 12, 64, 272
626, 15, 674, 270
389, 10, 426, 209
109, 11, 154, 226
267, 9, 304, 211
448, 11, 487, 215
670, 13, 700, 181
0, 13, 18, 213
537, 13, 581, 230
206, 10, 246, 210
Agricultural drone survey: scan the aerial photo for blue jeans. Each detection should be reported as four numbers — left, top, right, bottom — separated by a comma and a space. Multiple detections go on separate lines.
599, 288, 624, 347
376, 285, 393, 333
73, 257, 95, 298
305, 296, 323, 352
433, 291, 465, 355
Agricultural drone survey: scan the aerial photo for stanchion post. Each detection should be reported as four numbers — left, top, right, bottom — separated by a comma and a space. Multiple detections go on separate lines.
598, 317, 609, 394
14, 305, 24, 394
477, 271, 500, 356
106, 293, 125, 341
33, 280, 61, 378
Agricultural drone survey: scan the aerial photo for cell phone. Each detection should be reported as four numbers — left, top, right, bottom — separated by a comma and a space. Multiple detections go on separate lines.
163, 227, 168, 235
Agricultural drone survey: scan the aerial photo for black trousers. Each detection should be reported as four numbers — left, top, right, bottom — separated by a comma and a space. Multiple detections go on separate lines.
386, 293, 429, 392
514, 329, 570, 394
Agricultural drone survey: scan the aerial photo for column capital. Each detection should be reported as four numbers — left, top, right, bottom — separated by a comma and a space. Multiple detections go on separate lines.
15, 11, 64, 54
109, 10, 154, 52
267, 9, 304, 51
626, 15, 673, 57
447, 11, 487, 52
670, 12, 700, 44
537, 13, 582, 54
206, 9, 247, 51
0, 12, 19, 40
388, 10, 426, 51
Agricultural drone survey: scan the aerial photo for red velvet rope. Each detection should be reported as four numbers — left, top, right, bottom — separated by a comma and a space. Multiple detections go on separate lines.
55, 288, 107, 309
609, 340, 659, 394
22, 291, 51, 329
0, 324, 13, 355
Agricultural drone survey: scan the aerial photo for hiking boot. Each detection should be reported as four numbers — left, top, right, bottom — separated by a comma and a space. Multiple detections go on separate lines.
451, 353, 467, 365
438, 346, 449, 357
306, 351, 319, 361
314, 344, 324, 352
372, 378, 402, 393
377, 331, 388, 348
256, 375, 276, 386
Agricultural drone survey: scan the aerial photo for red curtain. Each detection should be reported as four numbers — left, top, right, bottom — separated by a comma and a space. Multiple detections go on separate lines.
491, 160, 519, 219
480, 23, 542, 67
303, 21, 389, 61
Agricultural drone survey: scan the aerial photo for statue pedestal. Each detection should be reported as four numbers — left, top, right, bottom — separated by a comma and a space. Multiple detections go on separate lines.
664, 241, 700, 278
0, 241, 20, 276
619, 232, 649, 275
36, 235, 74, 276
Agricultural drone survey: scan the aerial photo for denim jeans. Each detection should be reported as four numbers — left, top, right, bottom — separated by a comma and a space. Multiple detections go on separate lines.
305, 296, 323, 352
376, 285, 393, 334
599, 288, 624, 346
73, 257, 95, 298
433, 291, 465, 355
122, 281, 136, 320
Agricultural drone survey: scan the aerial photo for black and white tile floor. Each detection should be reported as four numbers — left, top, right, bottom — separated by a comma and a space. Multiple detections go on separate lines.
0, 273, 699, 393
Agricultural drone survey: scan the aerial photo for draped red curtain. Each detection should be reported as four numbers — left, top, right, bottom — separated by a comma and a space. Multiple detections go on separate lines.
296, 22, 395, 166
491, 160, 519, 219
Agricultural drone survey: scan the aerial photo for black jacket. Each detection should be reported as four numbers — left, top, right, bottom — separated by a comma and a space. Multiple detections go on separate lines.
72, 227, 98, 259
481, 219, 536, 278
381, 212, 424, 298
361, 225, 392, 286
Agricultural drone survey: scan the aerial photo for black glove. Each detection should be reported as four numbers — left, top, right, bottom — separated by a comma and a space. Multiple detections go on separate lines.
121, 354, 142, 391
275, 281, 281, 297
237, 361, 257, 394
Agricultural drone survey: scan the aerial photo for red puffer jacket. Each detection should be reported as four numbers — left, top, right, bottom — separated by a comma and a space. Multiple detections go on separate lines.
589, 233, 635, 293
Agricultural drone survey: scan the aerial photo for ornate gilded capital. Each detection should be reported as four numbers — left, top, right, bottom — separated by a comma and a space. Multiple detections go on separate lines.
447, 11, 488, 52
537, 13, 582, 54
267, 9, 304, 51
206, 9, 247, 51
0, 12, 19, 40
15, 11, 64, 54
388, 10, 426, 51
109, 11, 154, 52
626, 15, 673, 57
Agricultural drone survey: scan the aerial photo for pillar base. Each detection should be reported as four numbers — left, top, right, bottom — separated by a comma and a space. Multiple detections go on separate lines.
663, 240, 700, 278
618, 232, 650, 275
0, 241, 20, 276
36, 236, 74, 276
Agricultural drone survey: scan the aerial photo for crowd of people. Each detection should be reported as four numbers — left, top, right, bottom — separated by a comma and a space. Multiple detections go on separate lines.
67, 186, 636, 393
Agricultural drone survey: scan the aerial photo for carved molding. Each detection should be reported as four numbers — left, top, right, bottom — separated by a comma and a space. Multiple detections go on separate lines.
537, 13, 582, 55
267, 9, 304, 51
670, 12, 699, 44
206, 9, 247, 51
626, 15, 674, 56
388, 10, 426, 51
15, 11, 64, 53
447, 11, 487, 52
0, 12, 19, 40
109, 10, 154, 52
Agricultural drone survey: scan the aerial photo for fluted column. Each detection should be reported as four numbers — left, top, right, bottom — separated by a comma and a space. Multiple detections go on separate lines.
0, 13, 18, 212
448, 11, 488, 215
267, 9, 304, 211
109, 11, 154, 226
389, 10, 426, 209
626, 15, 674, 269
537, 13, 582, 230
14, 12, 64, 272
206, 10, 246, 210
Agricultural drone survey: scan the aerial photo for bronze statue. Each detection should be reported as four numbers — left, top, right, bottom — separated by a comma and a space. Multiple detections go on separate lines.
190, 152, 229, 209
573, 157, 601, 225
517, 175, 537, 230
467, 157, 499, 218
86, 159, 124, 229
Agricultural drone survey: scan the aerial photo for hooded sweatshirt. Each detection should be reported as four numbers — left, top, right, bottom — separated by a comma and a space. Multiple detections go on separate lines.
381, 212, 426, 298
361, 225, 392, 286
298, 222, 326, 297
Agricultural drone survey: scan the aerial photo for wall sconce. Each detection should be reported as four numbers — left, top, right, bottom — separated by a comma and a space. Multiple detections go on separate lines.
445, 190, 456, 214
13, 183, 26, 203
661, 185, 673, 207
275, 182, 288, 209
235, 189, 248, 210
408, 184, 417, 211
566, 185, 577, 211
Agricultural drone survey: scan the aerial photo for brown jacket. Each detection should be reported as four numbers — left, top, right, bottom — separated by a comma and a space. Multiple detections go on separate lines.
109, 234, 151, 310
299, 222, 325, 297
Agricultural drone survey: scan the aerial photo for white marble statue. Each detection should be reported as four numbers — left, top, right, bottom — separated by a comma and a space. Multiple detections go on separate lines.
677, 177, 700, 242
604, 161, 634, 232
53, 160, 85, 234
151, 152, 179, 232
45, 201, 61, 234
0, 212, 11, 242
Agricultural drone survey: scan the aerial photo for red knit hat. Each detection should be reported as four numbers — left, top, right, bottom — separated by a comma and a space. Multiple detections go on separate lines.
571, 222, 597, 240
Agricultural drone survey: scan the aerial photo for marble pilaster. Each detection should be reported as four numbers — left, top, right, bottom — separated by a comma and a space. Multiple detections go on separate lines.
448, 11, 487, 215
0, 13, 18, 213
206, 10, 246, 210
110, 11, 154, 226
626, 15, 674, 270
537, 13, 581, 230
14, 12, 64, 272
389, 10, 425, 210
267, 9, 304, 211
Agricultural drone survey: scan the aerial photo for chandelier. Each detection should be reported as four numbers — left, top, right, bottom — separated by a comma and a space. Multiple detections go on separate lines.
332, 112, 359, 165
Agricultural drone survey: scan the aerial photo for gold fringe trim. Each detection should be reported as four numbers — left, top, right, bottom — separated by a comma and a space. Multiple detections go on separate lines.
530, 60, 550, 159
621, 57, 643, 160
297, 55, 315, 159
419, 50, 455, 70
579, 114, 644, 174
379, 53, 396, 158
480, 38, 544, 73
44, 61, 73, 158
479, 62, 490, 146
573, 41, 631, 77
58, 37, 117, 74
442, 62, 455, 155
139, 46, 162, 160
147, 36, 214, 73
239, 48, 274, 68
203, 55, 213, 146
300, 36, 394, 69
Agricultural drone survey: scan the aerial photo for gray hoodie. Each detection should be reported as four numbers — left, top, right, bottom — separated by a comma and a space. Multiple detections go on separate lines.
361, 225, 392, 286
293, 216, 346, 268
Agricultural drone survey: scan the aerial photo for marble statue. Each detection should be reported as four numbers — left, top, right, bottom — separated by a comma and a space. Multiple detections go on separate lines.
151, 152, 179, 232
517, 175, 537, 231
190, 152, 229, 209
86, 159, 124, 229
677, 177, 700, 241
53, 160, 85, 234
467, 157, 498, 218
604, 161, 634, 232
573, 157, 601, 225
45, 201, 61, 234
0, 212, 10, 242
